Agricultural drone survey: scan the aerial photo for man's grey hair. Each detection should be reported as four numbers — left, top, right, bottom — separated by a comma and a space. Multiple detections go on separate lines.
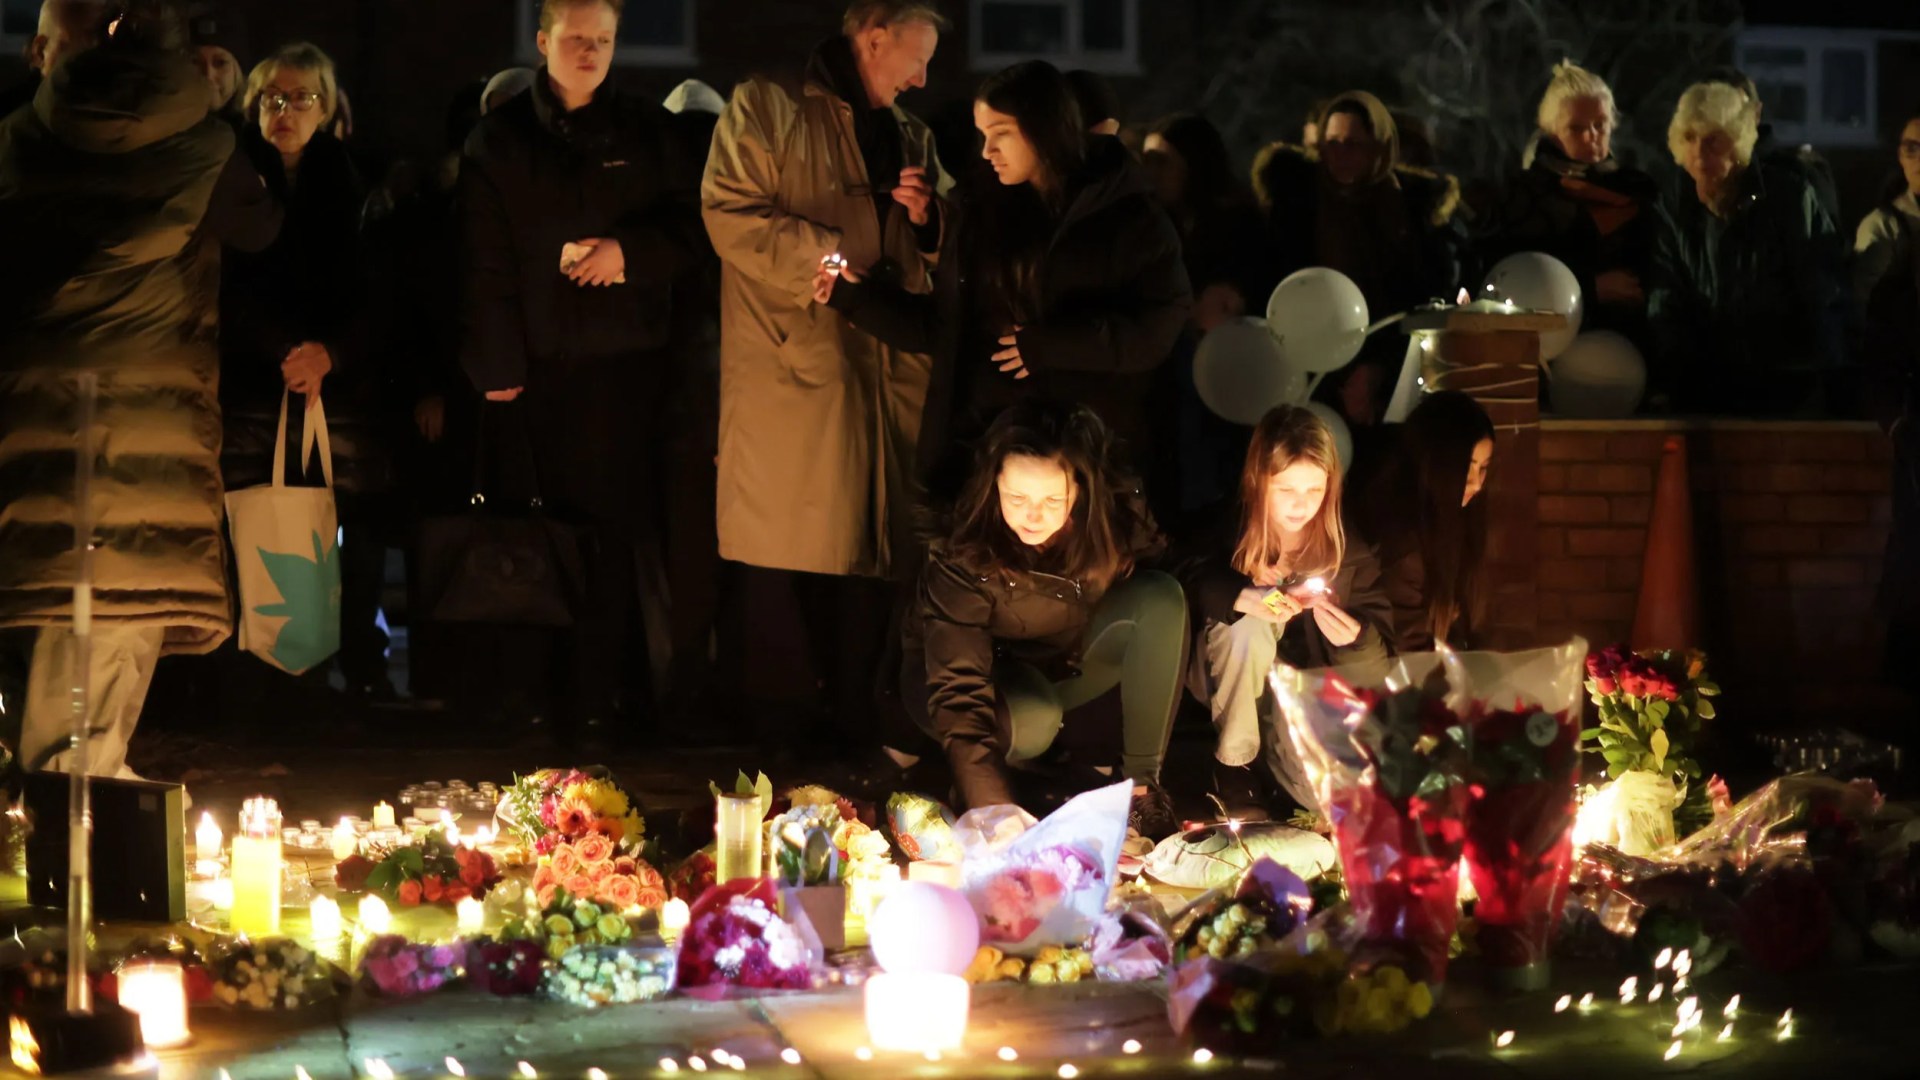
842, 0, 947, 35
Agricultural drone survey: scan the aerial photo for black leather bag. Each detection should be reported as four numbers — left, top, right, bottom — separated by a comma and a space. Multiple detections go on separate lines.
414, 405, 584, 627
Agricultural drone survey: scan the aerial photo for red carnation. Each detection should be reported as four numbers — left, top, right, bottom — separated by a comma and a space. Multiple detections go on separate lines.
397, 879, 423, 906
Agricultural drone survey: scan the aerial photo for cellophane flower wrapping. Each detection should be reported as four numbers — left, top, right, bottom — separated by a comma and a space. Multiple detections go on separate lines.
958, 780, 1129, 957
1271, 639, 1587, 983
1448, 641, 1588, 975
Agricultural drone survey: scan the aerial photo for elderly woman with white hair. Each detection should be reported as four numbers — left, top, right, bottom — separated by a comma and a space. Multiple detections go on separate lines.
1483, 61, 1659, 344
1645, 80, 1845, 414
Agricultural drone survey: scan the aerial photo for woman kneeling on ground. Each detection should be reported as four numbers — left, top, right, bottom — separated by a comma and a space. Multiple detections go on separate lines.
901, 400, 1189, 838
1184, 406, 1390, 820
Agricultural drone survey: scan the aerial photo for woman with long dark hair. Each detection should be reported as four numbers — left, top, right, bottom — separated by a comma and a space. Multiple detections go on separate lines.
899, 400, 1188, 836
818, 59, 1190, 500
1345, 391, 1495, 652
1182, 406, 1389, 818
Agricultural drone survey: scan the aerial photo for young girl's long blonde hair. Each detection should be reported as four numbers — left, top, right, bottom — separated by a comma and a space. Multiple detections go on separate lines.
1231, 406, 1346, 585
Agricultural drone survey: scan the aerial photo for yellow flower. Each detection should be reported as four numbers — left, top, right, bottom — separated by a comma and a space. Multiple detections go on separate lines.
546, 933, 574, 960
1374, 966, 1408, 995
597, 914, 628, 940
963, 947, 1003, 984
565, 779, 630, 821
1034, 946, 1064, 966
544, 915, 575, 937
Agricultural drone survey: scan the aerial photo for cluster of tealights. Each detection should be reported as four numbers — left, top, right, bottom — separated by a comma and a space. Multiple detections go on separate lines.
398, 780, 499, 818
1498, 947, 1794, 1064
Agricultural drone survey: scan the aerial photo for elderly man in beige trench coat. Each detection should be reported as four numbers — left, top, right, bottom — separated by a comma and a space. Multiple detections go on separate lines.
702, 1, 951, 754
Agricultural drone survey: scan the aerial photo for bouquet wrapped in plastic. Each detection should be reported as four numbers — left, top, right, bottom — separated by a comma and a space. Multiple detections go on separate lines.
1272, 639, 1587, 989
958, 781, 1129, 956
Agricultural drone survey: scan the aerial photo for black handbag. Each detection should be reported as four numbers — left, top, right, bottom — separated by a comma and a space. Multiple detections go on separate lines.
413, 404, 585, 627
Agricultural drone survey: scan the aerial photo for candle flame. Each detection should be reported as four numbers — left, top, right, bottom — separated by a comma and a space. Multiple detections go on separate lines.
853, 1049, 872, 1062
363, 1059, 394, 1080
1718, 1023, 1734, 1042
1724, 995, 1741, 1018
659, 1059, 679, 1073
1494, 1031, 1515, 1048
1122, 1040, 1142, 1054
9, 1016, 41, 1076
1194, 1048, 1215, 1064
1554, 995, 1572, 1013
1649, 982, 1665, 1003
588, 1069, 609, 1080
1665, 1040, 1682, 1061
999, 1048, 1019, 1062
1673, 950, 1692, 976
445, 1058, 465, 1077
781, 1049, 802, 1065
516, 1061, 536, 1078
1059, 1066, 1080, 1080
1654, 947, 1672, 970
1579, 993, 1595, 1010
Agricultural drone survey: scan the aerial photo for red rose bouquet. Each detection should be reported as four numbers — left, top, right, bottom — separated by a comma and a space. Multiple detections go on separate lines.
667, 848, 717, 904
1272, 665, 1471, 984
676, 878, 814, 996
337, 832, 503, 907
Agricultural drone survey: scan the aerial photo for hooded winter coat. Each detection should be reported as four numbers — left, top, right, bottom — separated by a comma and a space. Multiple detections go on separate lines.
1646, 159, 1846, 414
702, 38, 950, 579
1481, 133, 1660, 344
1252, 92, 1466, 320
0, 45, 282, 653
827, 136, 1191, 498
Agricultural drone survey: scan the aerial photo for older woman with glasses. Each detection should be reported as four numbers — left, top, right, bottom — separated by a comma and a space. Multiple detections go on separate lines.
219, 41, 400, 701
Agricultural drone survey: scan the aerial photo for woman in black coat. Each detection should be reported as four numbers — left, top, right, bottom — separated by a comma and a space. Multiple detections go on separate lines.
819, 60, 1191, 504
1480, 62, 1659, 350
219, 43, 392, 694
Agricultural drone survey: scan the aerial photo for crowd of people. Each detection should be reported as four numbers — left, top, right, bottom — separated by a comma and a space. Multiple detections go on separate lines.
2, 0, 1917, 838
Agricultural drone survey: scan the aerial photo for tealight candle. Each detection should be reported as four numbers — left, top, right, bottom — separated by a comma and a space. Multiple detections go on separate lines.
194, 812, 223, 868
359, 893, 392, 934
864, 972, 968, 1053
309, 896, 343, 943
117, 958, 190, 1048
457, 896, 486, 934
231, 797, 282, 936
331, 818, 358, 861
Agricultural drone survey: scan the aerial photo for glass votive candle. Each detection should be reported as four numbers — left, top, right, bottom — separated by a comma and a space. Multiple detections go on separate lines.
402, 816, 424, 831
281, 827, 304, 847
299, 820, 322, 833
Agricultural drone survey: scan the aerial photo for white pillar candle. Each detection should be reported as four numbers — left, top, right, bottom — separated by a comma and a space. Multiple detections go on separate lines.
864, 972, 968, 1053
372, 802, 395, 830
230, 798, 282, 937
117, 959, 190, 1049
359, 893, 392, 934
309, 896, 343, 943
457, 897, 485, 935
331, 818, 357, 861
659, 898, 690, 942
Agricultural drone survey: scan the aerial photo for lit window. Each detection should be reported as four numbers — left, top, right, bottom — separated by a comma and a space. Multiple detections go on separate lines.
971, 0, 1139, 75
1736, 27, 1880, 148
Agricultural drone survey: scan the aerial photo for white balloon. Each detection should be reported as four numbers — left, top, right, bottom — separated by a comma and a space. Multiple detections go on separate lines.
868, 882, 980, 976
1482, 251, 1583, 360
1193, 317, 1309, 426
1548, 330, 1646, 419
1266, 267, 1369, 374
1302, 403, 1354, 478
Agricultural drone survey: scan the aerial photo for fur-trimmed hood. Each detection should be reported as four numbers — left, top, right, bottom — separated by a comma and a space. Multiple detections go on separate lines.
1251, 139, 1462, 230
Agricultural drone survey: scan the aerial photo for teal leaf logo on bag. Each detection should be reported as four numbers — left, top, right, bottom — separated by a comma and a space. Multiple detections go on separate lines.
252, 530, 342, 672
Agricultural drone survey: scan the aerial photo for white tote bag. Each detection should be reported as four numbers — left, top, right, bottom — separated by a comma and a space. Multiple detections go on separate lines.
226, 392, 341, 674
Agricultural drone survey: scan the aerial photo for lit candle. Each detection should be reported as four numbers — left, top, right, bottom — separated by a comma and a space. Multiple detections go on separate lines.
660, 898, 690, 942
457, 897, 485, 934
117, 958, 190, 1049
906, 861, 963, 888
372, 802, 396, 830
331, 818, 357, 861
194, 812, 223, 869
864, 972, 969, 1053
359, 894, 392, 935
230, 798, 282, 937
309, 896, 343, 943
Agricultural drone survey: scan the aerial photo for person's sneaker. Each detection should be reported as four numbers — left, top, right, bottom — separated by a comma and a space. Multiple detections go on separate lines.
1210, 760, 1273, 823
1128, 782, 1178, 842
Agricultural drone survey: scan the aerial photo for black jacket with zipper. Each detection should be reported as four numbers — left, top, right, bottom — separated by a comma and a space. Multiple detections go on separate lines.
458, 68, 704, 393
828, 137, 1191, 497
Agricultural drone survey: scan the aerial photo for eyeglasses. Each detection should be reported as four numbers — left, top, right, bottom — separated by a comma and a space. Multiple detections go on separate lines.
260, 90, 322, 114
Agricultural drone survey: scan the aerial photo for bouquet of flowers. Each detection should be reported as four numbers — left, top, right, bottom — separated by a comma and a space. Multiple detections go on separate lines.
1174, 860, 1313, 965
777, 788, 894, 879
1272, 664, 1472, 984
676, 878, 813, 994
530, 832, 668, 913
359, 936, 464, 998
543, 945, 677, 1006
335, 832, 503, 906
1583, 645, 1721, 837
963, 944, 1096, 984
499, 768, 647, 856
667, 848, 717, 904
466, 938, 547, 996
960, 781, 1130, 956
886, 791, 963, 862
500, 888, 636, 959
208, 938, 339, 1010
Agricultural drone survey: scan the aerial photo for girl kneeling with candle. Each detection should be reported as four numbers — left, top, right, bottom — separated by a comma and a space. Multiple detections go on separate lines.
1184, 406, 1390, 819
902, 400, 1188, 838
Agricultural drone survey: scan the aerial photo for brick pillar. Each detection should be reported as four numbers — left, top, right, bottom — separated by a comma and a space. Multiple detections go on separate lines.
1411, 312, 1555, 649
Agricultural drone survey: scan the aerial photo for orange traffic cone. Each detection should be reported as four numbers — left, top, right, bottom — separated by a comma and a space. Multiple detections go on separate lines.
1631, 435, 1700, 650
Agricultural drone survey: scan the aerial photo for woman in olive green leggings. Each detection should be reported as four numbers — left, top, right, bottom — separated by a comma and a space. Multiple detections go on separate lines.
899, 401, 1189, 838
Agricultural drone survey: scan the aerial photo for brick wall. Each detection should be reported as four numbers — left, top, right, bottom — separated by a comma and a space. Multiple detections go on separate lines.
1533, 419, 1903, 725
